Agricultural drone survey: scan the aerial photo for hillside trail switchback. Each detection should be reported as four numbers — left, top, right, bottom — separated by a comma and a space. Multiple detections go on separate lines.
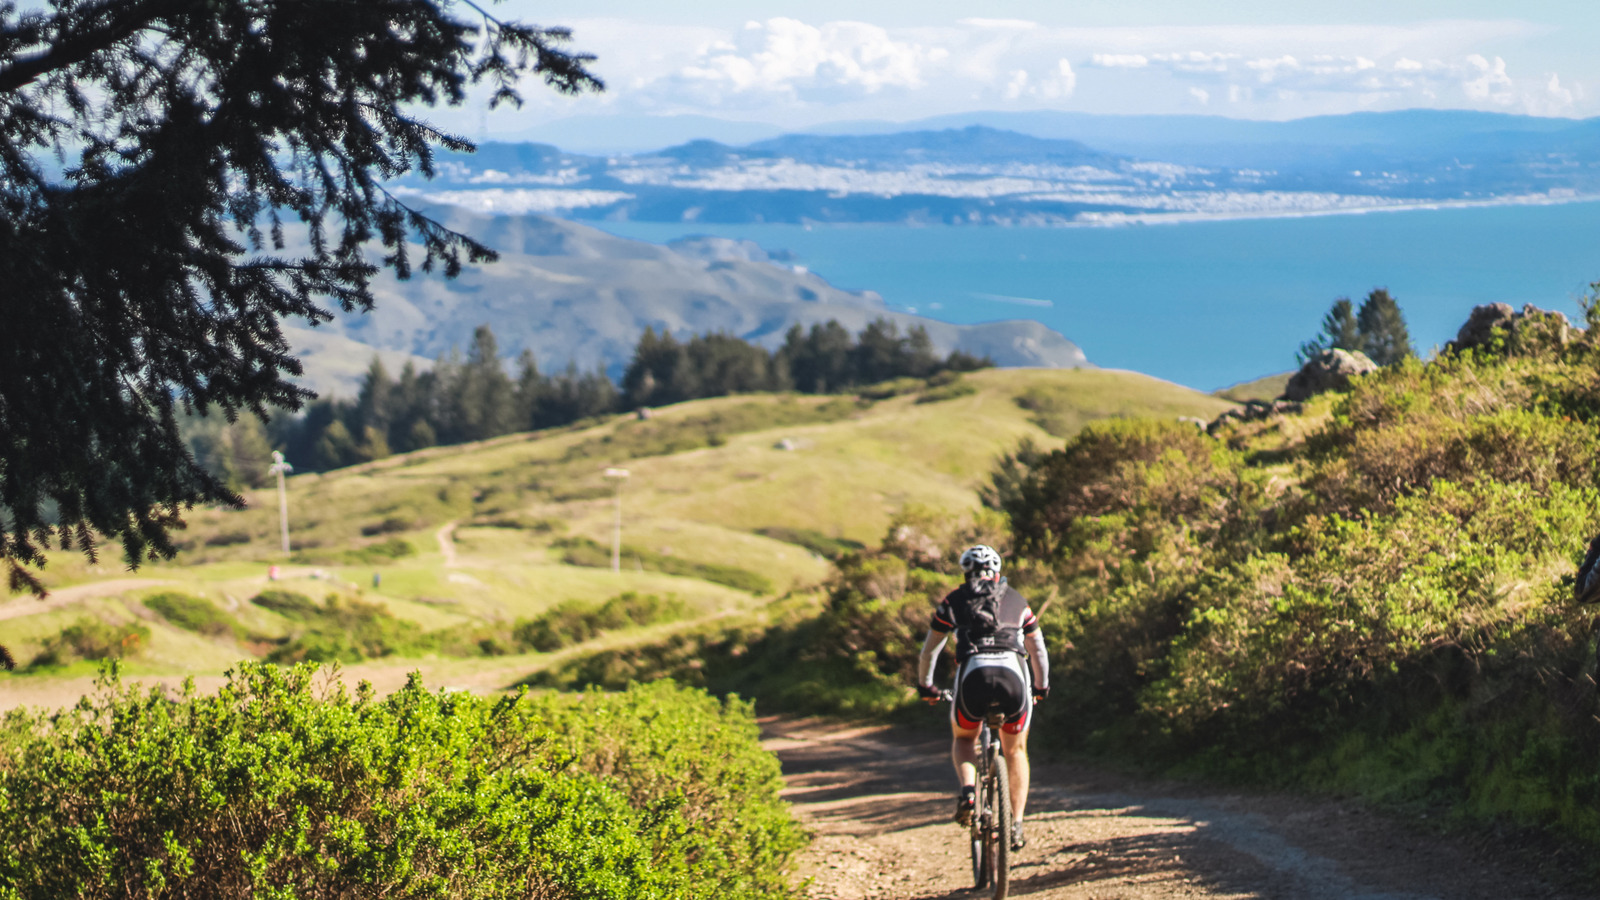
762, 717, 1589, 900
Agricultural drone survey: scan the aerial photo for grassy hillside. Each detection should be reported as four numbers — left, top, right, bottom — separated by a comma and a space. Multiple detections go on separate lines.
0, 368, 1233, 707
1213, 370, 1293, 402
551, 308, 1600, 861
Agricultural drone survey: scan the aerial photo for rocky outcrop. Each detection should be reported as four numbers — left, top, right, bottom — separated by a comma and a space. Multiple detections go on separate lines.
1207, 399, 1304, 435
1281, 349, 1378, 402
1447, 303, 1575, 355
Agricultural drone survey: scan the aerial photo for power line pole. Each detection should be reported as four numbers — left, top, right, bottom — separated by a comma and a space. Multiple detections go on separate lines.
603, 467, 630, 573
269, 451, 294, 556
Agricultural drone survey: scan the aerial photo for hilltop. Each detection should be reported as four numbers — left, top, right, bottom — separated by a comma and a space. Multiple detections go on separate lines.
290, 207, 1088, 396
0, 367, 1231, 709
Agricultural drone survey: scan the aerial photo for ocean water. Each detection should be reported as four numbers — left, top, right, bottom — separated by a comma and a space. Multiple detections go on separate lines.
591, 202, 1600, 391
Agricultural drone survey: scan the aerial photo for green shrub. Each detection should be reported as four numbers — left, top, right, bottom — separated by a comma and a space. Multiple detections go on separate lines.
0, 665, 804, 899
359, 515, 416, 536
513, 592, 689, 652
30, 619, 151, 668
265, 595, 426, 664
249, 589, 320, 619
143, 592, 237, 638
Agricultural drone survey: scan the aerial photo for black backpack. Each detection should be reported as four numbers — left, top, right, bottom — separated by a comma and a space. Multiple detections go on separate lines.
955, 578, 1023, 659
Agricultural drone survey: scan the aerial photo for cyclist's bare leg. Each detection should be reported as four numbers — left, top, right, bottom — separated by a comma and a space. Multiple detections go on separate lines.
951, 720, 980, 789
999, 727, 1030, 821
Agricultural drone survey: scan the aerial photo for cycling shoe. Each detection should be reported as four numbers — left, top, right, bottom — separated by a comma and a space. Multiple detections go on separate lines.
1010, 819, 1026, 851
953, 788, 976, 826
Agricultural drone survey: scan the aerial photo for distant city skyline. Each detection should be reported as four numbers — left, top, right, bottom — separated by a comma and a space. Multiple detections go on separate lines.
430, 1, 1598, 140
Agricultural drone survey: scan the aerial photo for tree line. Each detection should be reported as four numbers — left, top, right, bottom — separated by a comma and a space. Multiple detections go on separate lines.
192, 318, 991, 479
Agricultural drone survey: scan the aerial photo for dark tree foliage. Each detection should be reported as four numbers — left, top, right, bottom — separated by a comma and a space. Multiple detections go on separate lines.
0, 0, 600, 593
1356, 288, 1414, 366
253, 318, 994, 476
1298, 289, 1414, 367
1298, 297, 1363, 363
622, 328, 789, 408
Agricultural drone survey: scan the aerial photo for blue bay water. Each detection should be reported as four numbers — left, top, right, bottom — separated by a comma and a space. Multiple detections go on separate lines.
591, 202, 1600, 391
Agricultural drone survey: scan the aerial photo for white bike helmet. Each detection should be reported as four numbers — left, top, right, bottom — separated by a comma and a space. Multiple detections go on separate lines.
959, 545, 1002, 578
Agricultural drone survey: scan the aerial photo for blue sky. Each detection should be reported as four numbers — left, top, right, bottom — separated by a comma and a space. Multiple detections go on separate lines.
443, 1, 1598, 136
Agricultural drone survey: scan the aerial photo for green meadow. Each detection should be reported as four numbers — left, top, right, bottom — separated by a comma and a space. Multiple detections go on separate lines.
0, 368, 1233, 707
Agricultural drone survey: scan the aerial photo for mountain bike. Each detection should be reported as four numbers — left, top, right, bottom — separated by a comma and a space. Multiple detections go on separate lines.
939, 690, 1012, 899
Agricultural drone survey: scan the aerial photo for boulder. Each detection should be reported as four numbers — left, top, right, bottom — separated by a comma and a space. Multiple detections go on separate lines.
1450, 302, 1517, 351
1281, 349, 1378, 402
1447, 302, 1575, 355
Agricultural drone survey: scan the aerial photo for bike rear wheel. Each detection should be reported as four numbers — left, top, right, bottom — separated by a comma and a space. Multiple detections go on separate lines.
992, 753, 1012, 900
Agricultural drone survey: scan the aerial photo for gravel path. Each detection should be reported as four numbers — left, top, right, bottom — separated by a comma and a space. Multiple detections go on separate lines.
763, 717, 1590, 900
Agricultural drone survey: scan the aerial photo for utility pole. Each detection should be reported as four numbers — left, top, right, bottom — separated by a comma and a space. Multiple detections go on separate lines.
603, 467, 630, 573
270, 451, 294, 556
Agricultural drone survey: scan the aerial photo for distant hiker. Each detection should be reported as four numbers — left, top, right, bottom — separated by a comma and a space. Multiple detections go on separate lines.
914, 544, 1049, 852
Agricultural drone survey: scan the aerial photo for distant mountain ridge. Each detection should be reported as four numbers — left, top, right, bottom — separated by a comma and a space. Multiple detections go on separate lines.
291, 207, 1088, 397
392, 110, 1600, 226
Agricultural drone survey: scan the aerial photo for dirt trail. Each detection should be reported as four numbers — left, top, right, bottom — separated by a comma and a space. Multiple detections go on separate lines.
0, 578, 175, 622
763, 717, 1588, 900
436, 521, 460, 567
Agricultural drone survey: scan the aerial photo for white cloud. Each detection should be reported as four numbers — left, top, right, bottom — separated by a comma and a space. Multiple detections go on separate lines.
674, 18, 944, 100
1004, 69, 1029, 100
1057, 59, 1078, 95
1189, 87, 1211, 105
1091, 53, 1149, 68
1462, 54, 1513, 104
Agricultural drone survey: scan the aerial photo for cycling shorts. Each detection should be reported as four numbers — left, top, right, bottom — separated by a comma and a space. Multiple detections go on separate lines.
951, 651, 1031, 735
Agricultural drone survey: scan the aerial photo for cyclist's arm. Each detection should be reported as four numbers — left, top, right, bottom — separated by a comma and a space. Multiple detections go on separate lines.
917, 629, 948, 688
1024, 629, 1049, 688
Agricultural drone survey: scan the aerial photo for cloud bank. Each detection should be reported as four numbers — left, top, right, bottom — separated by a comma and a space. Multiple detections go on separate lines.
473, 16, 1585, 129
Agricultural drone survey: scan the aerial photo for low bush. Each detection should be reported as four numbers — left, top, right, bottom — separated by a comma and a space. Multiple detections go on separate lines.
30, 619, 150, 668
143, 592, 237, 638
249, 589, 320, 619
514, 592, 689, 652
359, 516, 416, 536
0, 665, 804, 898
263, 595, 427, 664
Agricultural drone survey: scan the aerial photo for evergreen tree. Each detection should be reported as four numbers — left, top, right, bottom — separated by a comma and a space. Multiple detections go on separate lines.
513, 350, 546, 430
313, 420, 360, 471
353, 358, 395, 439
454, 326, 516, 442
1298, 297, 1364, 363
903, 326, 942, 379
783, 321, 855, 393
389, 362, 436, 453
853, 319, 905, 385
0, 0, 599, 593
1356, 288, 1414, 366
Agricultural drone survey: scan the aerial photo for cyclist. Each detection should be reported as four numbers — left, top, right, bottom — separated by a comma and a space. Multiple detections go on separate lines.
916, 544, 1049, 851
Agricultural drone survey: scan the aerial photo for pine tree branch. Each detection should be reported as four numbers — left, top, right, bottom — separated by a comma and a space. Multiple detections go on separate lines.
0, 0, 182, 94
